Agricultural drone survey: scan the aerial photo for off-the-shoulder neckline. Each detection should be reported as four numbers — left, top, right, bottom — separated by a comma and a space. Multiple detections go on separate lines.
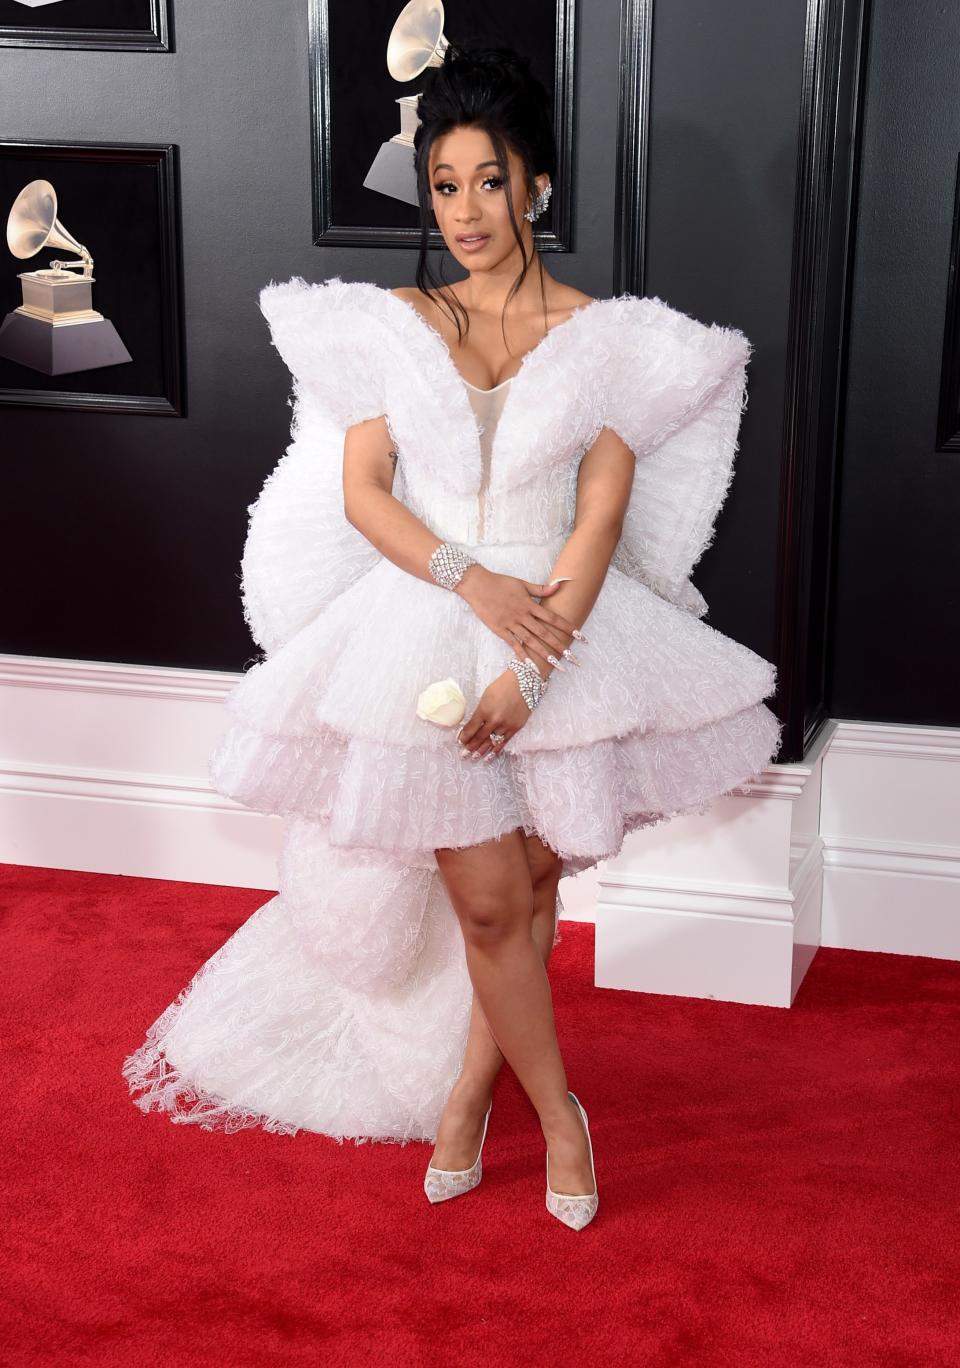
383, 287, 609, 397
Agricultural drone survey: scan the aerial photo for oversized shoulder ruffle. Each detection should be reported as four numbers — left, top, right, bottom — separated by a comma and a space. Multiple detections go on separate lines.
241, 276, 753, 655
258, 275, 390, 431
601, 295, 753, 616
239, 278, 391, 656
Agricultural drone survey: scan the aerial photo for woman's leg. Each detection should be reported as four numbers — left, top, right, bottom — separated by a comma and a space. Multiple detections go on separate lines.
429, 833, 563, 1170
433, 830, 594, 1196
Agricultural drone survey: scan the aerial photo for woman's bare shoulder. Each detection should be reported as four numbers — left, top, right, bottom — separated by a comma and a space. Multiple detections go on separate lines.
389, 285, 448, 327
390, 285, 439, 308
559, 286, 597, 309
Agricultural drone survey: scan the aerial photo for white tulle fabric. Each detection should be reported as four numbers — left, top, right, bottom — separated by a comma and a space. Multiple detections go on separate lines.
122, 275, 782, 1145
122, 822, 477, 1141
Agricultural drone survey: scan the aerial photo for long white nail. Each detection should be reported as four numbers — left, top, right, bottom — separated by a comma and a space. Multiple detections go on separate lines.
549, 577, 574, 584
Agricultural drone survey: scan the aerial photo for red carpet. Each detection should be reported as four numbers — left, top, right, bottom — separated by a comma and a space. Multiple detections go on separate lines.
2, 861, 958, 1367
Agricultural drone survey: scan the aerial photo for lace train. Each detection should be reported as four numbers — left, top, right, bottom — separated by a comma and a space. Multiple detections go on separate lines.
122, 822, 565, 1142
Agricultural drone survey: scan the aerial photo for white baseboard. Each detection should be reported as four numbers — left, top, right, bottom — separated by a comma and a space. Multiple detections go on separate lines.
821, 722, 960, 959
2, 656, 958, 991
0, 653, 281, 889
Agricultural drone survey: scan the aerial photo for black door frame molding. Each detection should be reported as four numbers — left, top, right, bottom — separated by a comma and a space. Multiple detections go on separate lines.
774, 0, 872, 759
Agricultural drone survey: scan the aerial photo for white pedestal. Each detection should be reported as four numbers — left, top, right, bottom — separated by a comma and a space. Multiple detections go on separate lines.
593, 723, 835, 1007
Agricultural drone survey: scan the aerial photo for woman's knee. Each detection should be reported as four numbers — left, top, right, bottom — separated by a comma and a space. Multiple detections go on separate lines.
454, 886, 535, 946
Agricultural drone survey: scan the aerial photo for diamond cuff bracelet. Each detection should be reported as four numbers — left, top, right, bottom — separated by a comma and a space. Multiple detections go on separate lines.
428, 541, 478, 591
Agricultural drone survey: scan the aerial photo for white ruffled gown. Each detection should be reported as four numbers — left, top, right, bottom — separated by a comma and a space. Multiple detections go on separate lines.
121, 277, 783, 1144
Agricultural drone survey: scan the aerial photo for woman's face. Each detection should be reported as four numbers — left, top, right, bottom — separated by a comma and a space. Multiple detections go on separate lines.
427, 123, 548, 273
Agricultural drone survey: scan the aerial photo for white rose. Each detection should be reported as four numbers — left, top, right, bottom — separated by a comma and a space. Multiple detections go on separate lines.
416, 677, 467, 727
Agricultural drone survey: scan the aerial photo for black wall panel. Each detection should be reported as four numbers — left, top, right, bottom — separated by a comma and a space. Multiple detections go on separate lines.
644, 0, 807, 668
828, 0, 960, 725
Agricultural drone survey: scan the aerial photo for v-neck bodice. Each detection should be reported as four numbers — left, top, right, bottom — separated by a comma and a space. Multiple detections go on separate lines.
462, 376, 514, 540
461, 375, 514, 395
462, 375, 513, 416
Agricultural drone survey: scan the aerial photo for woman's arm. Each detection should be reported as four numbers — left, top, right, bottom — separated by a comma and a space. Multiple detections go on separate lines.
342, 414, 448, 584
342, 414, 578, 663
533, 424, 637, 680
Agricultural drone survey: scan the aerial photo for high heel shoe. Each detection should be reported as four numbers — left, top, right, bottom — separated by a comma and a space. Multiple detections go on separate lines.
423, 1101, 493, 1204
545, 1091, 598, 1230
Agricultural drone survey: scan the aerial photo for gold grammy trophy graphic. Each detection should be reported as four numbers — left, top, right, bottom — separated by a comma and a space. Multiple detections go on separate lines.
363, 0, 451, 207
0, 179, 132, 376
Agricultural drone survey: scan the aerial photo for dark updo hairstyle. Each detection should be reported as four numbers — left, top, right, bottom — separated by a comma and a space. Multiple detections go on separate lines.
411, 40, 557, 345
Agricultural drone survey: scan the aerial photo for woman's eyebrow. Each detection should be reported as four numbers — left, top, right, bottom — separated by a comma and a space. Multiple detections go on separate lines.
433, 160, 500, 173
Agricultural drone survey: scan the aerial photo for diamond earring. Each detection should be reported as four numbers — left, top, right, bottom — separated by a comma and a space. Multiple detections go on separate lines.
524, 181, 553, 222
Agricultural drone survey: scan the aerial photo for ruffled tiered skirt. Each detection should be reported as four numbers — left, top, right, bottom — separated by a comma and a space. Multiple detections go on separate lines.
208, 538, 782, 878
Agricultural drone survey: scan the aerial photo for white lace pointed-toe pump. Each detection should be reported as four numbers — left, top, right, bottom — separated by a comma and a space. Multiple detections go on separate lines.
545, 1091, 599, 1230
423, 1101, 493, 1204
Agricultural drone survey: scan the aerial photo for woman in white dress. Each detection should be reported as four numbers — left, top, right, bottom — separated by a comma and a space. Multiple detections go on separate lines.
122, 44, 781, 1232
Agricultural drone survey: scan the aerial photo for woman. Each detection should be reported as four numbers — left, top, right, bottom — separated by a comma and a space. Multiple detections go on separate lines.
122, 44, 781, 1232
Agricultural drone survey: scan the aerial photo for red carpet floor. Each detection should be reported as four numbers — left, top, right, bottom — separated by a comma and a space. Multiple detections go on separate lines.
2, 861, 958, 1368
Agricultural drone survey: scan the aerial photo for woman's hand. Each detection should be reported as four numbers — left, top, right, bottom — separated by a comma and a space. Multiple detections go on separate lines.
457, 668, 533, 759
455, 565, 577, 676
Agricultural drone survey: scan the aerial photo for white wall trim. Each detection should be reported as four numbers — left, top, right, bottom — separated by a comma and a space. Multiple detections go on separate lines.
827, 720, 960, 762
822, 834, 960, 879
0, 653, 236, 702
2, 755, 237, 811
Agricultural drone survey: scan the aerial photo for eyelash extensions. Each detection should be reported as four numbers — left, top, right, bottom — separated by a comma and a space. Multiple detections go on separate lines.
434, 175, 505, 195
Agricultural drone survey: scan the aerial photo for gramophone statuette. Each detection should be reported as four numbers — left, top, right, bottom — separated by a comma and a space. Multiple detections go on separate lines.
363, 0, 451, 207
0, 178, 133, 376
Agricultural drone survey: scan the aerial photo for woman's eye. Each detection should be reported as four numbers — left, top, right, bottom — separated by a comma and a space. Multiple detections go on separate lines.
434, 176, 504, 195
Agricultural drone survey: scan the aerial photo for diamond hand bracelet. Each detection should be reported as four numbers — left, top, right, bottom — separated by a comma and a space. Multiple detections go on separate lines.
507, 657, 549, 711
